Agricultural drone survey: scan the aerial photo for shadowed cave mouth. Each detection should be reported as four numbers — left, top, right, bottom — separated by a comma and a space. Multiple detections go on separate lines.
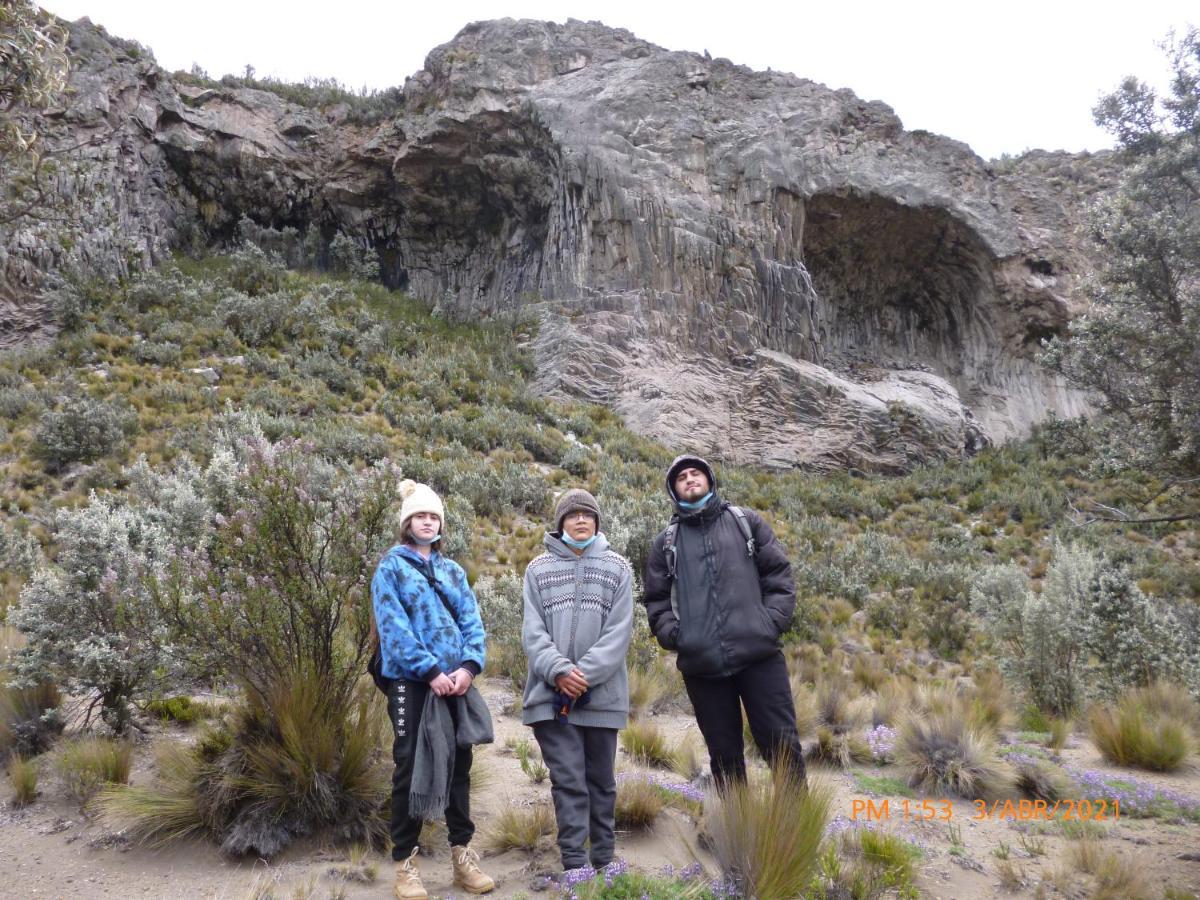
800, 191, 998, 378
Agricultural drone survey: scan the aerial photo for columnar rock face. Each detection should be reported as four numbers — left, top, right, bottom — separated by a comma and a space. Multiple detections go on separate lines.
5, 16, 1106, 470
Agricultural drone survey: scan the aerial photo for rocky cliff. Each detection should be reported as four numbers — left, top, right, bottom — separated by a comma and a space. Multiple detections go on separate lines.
3, 17, 1110, 471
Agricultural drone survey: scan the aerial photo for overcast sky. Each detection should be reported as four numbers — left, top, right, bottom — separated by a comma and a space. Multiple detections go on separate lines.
40, 0, 1196, 160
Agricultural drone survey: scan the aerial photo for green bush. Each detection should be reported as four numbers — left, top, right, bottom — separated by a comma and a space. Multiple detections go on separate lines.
33, 394, 134, 471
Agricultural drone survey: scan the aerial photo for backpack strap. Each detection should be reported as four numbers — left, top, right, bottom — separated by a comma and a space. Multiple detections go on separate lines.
727, 506, 757, 558
662, 522, 679, 579
662, 507, 756, 581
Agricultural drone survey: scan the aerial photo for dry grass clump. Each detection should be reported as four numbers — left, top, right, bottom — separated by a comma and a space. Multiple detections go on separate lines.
704, 766, 829, 899
870, 679, 913, 728
620, 719, 671, 768
806, 726, 872, 770
896, 712, 1008, 799
852, 654, 889, 692
815, 676, 864, 734
57, 736, 133, 804
481, 801, 555, 852
1046, 717, 1071, 752
1067, 840, 1155, 900
792, 681, 818, 737
666, 732, 703, 781
1089, 692, 1191, 772
614, 775, 665, 829
102, 674, 391, 856
627, 662, 664, 717
7, 753, 38, 806
1011, 757, 1070, 802
1127, 680, 1200, 737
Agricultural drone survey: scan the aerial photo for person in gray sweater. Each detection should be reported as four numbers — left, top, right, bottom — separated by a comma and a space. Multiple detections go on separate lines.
521, 488, 633, 876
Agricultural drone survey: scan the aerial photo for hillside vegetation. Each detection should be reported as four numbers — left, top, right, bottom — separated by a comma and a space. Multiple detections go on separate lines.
1, 243, 1199, 896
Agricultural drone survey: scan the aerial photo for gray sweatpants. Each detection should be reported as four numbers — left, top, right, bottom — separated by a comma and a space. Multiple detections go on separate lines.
531, 720, 618, 869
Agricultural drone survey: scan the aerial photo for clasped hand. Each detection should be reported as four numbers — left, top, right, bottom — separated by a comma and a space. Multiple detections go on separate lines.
554, 667, 589, 699
430, 668, 474, 697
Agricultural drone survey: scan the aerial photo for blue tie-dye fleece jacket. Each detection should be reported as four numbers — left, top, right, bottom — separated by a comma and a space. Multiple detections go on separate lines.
371, 544, 487, 682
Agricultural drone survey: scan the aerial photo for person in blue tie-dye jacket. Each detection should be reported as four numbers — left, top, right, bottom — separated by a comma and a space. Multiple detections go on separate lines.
371, 479, 494, 898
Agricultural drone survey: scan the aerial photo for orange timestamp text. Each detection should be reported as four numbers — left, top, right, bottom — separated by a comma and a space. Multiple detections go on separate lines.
850, 797, 1120, 822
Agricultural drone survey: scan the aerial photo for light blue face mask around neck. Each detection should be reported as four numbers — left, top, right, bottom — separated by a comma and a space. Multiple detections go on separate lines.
677, 491, 713, 510
411, 534, 441, 546
560, 533, 597, 550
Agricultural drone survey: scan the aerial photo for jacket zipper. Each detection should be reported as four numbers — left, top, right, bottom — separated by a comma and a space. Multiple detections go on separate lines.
567, 554, 583, 662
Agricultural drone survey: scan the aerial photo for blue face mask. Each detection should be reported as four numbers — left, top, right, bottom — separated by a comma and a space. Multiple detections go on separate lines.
411, 534, 441, 546
677, 491, 713, 510
560, 533, 597, 550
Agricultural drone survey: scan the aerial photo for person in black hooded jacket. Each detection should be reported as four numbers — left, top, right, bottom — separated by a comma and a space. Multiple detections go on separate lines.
643, 454, 806, 789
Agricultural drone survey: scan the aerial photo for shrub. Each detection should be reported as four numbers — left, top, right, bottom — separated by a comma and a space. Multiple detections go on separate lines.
704, 766, 829, 899
57, 737, 133, 804
0, 677, 62, 757
7, 752, 38, 806
155, 441, 399, 712
896, 712, 1008, 799
1080, 563, 1193, 697
33, 394, 133, 471
9, 496, 173, 733
474, 572, 524, 678
481, 802, 555, 852
1089, 697, 1190, 771
972, 546, 1092, 716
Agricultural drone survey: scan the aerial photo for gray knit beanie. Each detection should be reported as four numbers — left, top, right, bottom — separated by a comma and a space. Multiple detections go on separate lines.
553, 488, 602, 532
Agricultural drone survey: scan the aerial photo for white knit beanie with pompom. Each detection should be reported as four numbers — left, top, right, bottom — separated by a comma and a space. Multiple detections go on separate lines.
398, 479, 445, 533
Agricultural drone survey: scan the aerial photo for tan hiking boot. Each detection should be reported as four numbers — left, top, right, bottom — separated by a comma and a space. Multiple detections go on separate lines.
451, 844, 496, 894
394, 847, 428, 900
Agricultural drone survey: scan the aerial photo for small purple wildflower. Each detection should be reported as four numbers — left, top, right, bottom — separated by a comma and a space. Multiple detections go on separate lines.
867, 725, 897, 763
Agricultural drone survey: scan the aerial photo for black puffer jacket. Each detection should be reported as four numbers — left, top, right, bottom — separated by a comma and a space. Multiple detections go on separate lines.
643, 456, 796, 678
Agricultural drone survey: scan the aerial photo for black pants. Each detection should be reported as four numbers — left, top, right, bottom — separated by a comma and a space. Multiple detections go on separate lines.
683, 650, 807, 789
387, 678, 475, 860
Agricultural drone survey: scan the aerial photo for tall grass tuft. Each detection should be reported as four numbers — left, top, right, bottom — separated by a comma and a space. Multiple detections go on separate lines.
627, 662, 664, 717
620, 719, 671, 768
102, 672, 391, 856
615, 775, 665, 829
806, 726, 871, 769
7, 753, 38, 806
1089, 695, 1190, 772
57, 737, 133, 804
1046, 717, 1071, 752
896, 712, 1008, 799
704, 765, 830, 899
666, 732, 703, 781
1068, 840, 1155, 900
99, 741, 208, 846
481, 802, 555, 852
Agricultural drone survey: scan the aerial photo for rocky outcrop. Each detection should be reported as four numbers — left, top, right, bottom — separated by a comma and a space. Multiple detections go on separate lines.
3, 16, 1110, 470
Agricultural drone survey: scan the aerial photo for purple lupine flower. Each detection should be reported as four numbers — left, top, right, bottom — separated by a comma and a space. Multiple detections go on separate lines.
867, 725, 897, 763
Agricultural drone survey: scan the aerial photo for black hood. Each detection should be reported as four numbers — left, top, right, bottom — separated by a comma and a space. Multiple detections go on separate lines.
666, 454, 718, 503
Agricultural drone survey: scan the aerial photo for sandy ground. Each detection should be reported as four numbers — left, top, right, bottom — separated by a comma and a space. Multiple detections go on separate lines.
2, 678, 1199, 899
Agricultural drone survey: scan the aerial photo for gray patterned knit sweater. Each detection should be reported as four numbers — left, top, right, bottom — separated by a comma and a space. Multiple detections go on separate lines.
521, 532, 633, 728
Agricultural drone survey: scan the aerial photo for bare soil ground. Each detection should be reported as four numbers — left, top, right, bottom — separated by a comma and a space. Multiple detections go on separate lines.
2, 678, 1198, 899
